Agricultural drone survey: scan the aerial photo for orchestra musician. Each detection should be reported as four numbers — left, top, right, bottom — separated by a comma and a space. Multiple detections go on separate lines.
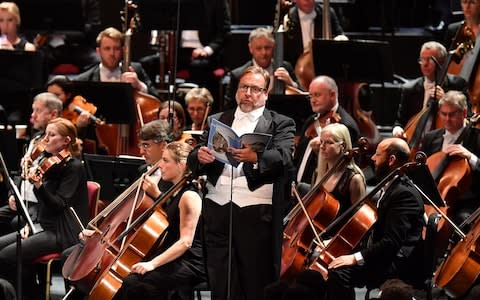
158, 100, 188, 142
223, 27, 301, 110
420, 90, 480, 225
45, 75, 106, 154
280, 138, 425, 300
0, 2, 35, 51
294, 75, 360, 186
61, 119, 174, 300
0, 93, 62, 236
74, 27, 159, 98
0, 117, 88, 300
188, 66, 295, 300
283, 0, 348, 66
392, 41, 469, 139
184, 87, 214, 131
113, 142, 205, 300
313, 123, 365, 213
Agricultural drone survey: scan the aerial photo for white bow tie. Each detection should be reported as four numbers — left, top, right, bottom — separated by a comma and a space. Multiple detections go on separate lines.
235, 110, 255, 122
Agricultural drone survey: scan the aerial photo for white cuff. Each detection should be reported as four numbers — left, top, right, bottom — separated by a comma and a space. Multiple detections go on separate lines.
353, 251, 364, 266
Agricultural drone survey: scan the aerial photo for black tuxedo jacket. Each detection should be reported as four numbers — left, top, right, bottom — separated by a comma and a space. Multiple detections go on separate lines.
361, 176, 424, 286
284, 4, 344, 65
293, 106, 360, 184
197, 0, 231, 54
187, 108, 296, 278
394, 75, 469, 128
224, 60, 299, 110
74, 62, 159, 99
420, 126, 480, 202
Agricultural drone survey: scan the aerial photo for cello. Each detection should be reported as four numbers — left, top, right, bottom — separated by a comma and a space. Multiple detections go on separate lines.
86, 173, 192, 300
305, 157, 425, 279
281, 144, 362, 279
62, 163, 162, 294
403, 32, 474, 154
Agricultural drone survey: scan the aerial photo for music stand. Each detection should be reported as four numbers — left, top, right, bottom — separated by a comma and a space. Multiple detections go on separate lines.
0, 50, 45, 124
312, 39, 394, 83
83, 154, 145, 202
137, 0, 202, 31
73, 82, 137, 124
267, 94, 313, 133
15, 0, 85, 31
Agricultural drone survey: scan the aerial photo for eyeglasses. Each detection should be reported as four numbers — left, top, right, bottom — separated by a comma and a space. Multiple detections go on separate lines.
138, 142, 155, 149
461, 0, 477, 5
238, 84, 266, 95
417, 57, 433, 64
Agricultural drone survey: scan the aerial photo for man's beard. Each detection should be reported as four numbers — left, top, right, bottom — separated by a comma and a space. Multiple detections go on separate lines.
374, 161, 390, 181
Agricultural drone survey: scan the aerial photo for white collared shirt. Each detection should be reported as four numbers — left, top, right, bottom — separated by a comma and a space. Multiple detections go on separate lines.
298, 9, 317, 52
99, 64, 121, 82
206, 106, 274, 207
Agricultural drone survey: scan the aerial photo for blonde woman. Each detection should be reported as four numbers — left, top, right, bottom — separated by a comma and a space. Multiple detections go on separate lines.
315, 123, 365, 213
0, 2, 35, 50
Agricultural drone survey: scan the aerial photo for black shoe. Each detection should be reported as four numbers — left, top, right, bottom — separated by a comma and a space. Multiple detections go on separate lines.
426, 21, 445, 33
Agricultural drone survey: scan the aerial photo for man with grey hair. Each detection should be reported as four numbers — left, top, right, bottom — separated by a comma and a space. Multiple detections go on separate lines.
224, 27, 301, 109
392, 41, 468, 139
420, 90, 480, 225
0, 92, 62, 235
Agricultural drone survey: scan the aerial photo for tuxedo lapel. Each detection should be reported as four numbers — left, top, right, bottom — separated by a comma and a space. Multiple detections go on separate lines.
255, 110, 273, 134
431, 129, 445, 153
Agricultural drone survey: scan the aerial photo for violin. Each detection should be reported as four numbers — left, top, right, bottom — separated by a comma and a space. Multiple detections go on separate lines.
304, 111, 342, 139
63, 96, 105, 126
27, 149, 71, 183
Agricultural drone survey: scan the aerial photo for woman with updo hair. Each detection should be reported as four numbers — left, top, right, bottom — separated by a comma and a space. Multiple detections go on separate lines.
114, 141, 206, 300
0, 117, 88, 300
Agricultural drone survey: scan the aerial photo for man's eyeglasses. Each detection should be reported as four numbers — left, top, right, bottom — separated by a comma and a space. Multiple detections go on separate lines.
238, 84, 266, 95
138, 142, 155, 149
461, 0, 477, 5
417, 57, 434, 64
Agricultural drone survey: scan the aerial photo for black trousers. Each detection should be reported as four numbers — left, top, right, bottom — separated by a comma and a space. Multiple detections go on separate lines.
203, 198, 273, 300
0, 229, 60, 299
0, 203, 38, 235
114, 258, 204, 300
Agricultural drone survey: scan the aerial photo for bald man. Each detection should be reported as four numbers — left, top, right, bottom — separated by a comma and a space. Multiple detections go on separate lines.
304, 138, 425, 300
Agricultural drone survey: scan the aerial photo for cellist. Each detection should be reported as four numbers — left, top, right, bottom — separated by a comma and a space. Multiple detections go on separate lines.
294, 75, 359, 185
62, 119, 173, 300
271, 138, 425, 300
420, 90, 480, 225
113, 142, 205, 300
392, 41, 468, 140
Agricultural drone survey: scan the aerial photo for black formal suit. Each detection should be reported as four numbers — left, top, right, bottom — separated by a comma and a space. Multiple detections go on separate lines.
74, 62, 160, 99
224, 60, 299, 110
325, 175, 424, 299
394, 75, 469, 128
284, 4, 345, 66
187, 108, 295, 300
293, 106, 360, 184
420, 127, 480, 221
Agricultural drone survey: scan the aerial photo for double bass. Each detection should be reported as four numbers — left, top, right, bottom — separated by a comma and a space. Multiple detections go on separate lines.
95, 1, 161, 156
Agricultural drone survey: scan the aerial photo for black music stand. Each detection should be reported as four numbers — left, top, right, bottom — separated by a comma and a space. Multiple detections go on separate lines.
83, 154, 145, 202
137, 0, 202, 31
267, 94, 313, 134
15, 0, 85, 31
73, 82, 137, 124
0, 50, 46, 124
312, 39, 394, 83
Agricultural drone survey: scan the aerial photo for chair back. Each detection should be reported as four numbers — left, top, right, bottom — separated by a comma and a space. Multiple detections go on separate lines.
87, 181, 101, 219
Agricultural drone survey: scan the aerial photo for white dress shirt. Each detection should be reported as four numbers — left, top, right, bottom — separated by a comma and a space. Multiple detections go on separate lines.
206, 107, 274, 207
